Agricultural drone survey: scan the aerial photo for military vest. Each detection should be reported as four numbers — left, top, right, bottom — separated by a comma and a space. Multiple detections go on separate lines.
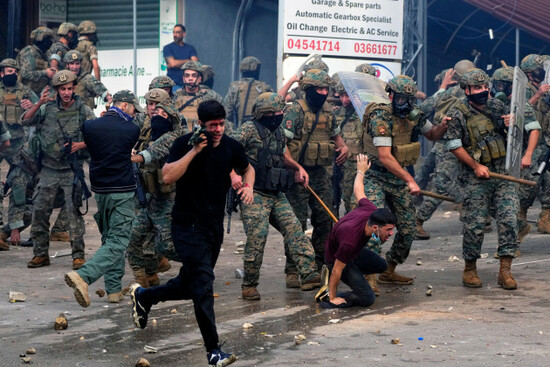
252, 122, 294, 193
235, 79, 263, 125
338, 107, 362, 159
76, 39, 94, 76
175, 89, 207, 132
16, 45, 49, 94
74, 73, 97, 109
456, 103, 506, 164
288, 99, 335, 167
362, 103, 421, 167
0, 86, 25, 126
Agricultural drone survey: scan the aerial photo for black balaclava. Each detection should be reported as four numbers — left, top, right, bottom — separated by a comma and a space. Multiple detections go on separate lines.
36, 38, 53, 53
305, 87, 328, 113
242, 66, 260, 80
258, 114, 284, 132
151, 115, 173, 141
2, 73, 18, 87
531, 68, 546, 84
467, 90, 489, 106
68, 32, 79, 49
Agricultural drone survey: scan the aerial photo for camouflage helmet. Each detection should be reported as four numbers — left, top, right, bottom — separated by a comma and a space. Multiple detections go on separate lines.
355, 63, 376, 76
252, 92, 286, 119
144, 88, 170, 103
181, 60, 203, 76
30, 27, 54, 42
454, 59, 476, 77
148, 75, 175, 90
78, 20, 97, 34
51, 70, 77, 87
299, 69, 332, 90
64, 50, 83, 63
520, 54, 544, 73
0, 58, 20, 70
304, 59, 329, 73
239, 56, 261, 72
331, 73, 345, 94
434, 69, 449, 84
57, 22, 78, 36
385, 75, 418, 96
491, 67, 514, 83
156, 102, 180, 121
460, 68, 490, 89
201, 65, 215, 83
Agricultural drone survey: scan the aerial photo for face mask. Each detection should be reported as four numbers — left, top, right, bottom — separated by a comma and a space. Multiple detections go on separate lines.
258, 114, 283, 132
151, 115, 173, 141
36, 38, 53, 53
392, 93, 414, 118
305, 87, 328, 112
466, 90, 489, 106
2, 73, 17, 87
531, 68, 546, 83
490, 81, 512, 99
371, 228, 382, 245
68, 33, 79, 49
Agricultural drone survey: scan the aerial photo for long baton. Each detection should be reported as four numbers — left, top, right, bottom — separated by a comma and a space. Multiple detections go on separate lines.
419, 190, 455, 202
488, 172, 537, 187
306, 185, 339, 223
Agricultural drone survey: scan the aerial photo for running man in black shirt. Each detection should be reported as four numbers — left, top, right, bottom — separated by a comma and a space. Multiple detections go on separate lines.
130, 100, 254, 366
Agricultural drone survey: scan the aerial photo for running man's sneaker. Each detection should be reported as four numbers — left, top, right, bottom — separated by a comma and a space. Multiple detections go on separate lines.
207, 349, 237, 366
130, 283, 150, 329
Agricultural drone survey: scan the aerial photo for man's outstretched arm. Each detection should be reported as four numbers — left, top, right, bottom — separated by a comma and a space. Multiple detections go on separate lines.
353, 153, 371, 202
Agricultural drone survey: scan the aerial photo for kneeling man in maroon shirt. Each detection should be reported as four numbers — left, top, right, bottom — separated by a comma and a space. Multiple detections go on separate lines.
317, 154, 396, 308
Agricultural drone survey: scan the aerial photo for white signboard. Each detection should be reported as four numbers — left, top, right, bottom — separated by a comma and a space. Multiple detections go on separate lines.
280, 0, 404, 60
39, 0, 67, 23
93, 48, 160, 116
159, 0, 178, 75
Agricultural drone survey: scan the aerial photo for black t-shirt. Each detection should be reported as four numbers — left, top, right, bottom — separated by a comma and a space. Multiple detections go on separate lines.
167, 133, 249, 233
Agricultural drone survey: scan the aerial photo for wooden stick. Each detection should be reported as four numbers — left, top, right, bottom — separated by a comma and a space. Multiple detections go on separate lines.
489, 172, 537, 186
418, 190, 455, 202
500, 60, 509, 68
306, 185, 339, 223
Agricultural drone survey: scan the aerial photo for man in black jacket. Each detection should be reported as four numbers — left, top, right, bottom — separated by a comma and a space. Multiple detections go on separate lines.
65, 90, 141, 307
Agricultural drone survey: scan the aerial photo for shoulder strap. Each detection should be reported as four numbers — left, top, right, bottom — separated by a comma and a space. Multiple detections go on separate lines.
177, 92, 206, 112
240, 80, 255, 123
339, 108, 354, 130
297, 108, 320, 165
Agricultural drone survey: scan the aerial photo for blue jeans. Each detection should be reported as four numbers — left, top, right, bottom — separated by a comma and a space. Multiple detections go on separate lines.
141, 222, 223, 352
330, 248, 387, 307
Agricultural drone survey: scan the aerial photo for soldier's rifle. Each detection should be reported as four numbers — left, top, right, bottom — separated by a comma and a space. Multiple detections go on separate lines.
63, 138, 92, 216
132, 163, 148, 208
225, 188, 241, 233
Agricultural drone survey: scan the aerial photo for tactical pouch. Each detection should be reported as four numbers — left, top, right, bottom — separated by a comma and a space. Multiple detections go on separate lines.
157, 168, 174, 194
3, 94, 22, 124
316, 142, 335, 166
12, 186, 26, 206
485, 136, 501, 160
304, 143, 318, 167
392, 142, 421, 166
477, 140, 491, 163
141, 170, 157, 193
265, 167, 294, 192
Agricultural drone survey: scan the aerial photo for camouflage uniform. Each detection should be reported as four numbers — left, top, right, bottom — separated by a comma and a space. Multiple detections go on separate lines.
362, 75, 432, 265
46, 22, 78, 71
75, 21, 98, 78
64, 51, 109, 109
287, 58, 329, 103
16, 27, 54, 95
236, 93, 319, 294
127, 99, 181, 281
25, 71, 94, 263
223, 56, 273, 129
284, 69, 339, 271
444, 69, 518, 262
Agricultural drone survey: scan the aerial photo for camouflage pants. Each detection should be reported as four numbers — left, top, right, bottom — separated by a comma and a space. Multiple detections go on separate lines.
363, 169, 416, 264
30, 167, 85, 259
285, 166, 333, 272
3, 165, 34, 232
519, 144, 550, 210
415, 142, 438, 190
127, 192, 179, 273
416, 147, 463, 222
240, 191, 317, 289
341, 159, 358, 214
0, 139, 25, 225
460, 168, 519, 261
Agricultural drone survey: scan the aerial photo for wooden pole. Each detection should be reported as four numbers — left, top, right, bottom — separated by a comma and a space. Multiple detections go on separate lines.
418, 190, 455, 202
489, 172, 537, 186
307, 185, 339, 223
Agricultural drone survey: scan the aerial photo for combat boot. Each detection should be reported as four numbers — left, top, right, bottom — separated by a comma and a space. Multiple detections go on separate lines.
147, 273, 160, 287
365, 274, 380, 296
498, 256, 517, 289
537, 209, 550, 234
108, 292, 124, 303
242, 287, 260, 300
133, 268, 149, 288
301, 272, 321, 291
378, 261, 414, 285
27, 256, 50, 268
157, 256, 171, 273
50, 231, 71, 242
462, 259, 482, 288
518, 207, 532, 243
72, 258, 85, 270
414, 219, 430, 240
285, 273, 300, 288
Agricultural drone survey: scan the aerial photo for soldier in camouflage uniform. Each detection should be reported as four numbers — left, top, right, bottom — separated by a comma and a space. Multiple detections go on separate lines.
333, 79, 362, 214
519, 54, 550, 234
0, 58, 37, 249
200, 64, 216, 90
47, 22, 79, 71
64, 50, 112, 109
128, 90, 181, 288
415, 60, 474, 239
490, 66, 541, 244
22, 70, 95, 269
362, 75, 448, 287
223, 56, 273, 130
355, 63, 377, 76
76, 21, 101, 80
149, 75, 176, 102
280, 58, 330, 103
234, 92, 320, 300
16, 27, 57, 96
444, 68, 519, 290
174, 61, 222, 132
283, 69, 349, 287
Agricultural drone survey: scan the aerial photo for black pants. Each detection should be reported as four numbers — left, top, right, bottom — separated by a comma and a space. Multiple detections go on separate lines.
141, 223, 222, 352
330, 248, 387, 307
